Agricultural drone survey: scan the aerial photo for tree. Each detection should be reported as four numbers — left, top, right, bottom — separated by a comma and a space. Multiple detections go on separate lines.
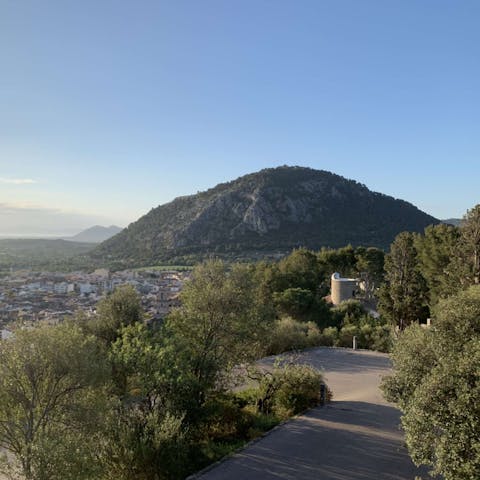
273, 288, 314, 318
0, 324, 109, 480
277, 248, 321, 292
110, 322, 199, 417
447, 204, 480, 292
382, 286, 480, 480
415, 223, 460, 305
461, 204, 480, 285
378, 232, 429, 330
77, 284, 145, 396
165, 260, 274, 403
99, 406, 187, 480
381, 324, 436, 410
88, 284, 144, 345
354, 247, 385, 300
317, 245, 356, 278
317, 245, 357, 294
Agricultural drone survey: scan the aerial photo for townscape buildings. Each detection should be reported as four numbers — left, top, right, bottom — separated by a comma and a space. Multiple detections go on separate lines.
0, 268, 189, 332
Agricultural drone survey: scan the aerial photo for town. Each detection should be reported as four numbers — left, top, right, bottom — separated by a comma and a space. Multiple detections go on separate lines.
0, 268, 189, 335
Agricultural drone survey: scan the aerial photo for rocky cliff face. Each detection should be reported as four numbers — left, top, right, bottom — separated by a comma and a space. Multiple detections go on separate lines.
91, 166, 439, 266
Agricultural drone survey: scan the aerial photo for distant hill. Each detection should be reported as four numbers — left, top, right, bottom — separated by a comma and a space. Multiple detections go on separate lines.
0, 239, 95, 270
65, 225, 122, 243
442, 218, 462, 227
91, 166, 440, 267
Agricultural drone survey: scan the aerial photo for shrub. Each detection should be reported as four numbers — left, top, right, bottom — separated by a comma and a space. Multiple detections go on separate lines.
305, 321, 322, 346
273, 364, 324, 416
336, 324, 360, 348
369, 324, 393, 352
267, 311, 392, 354
267, 317, 310, 354
319, 326, 338, 346
267, 317, 328, 354
331, 300, 367, 326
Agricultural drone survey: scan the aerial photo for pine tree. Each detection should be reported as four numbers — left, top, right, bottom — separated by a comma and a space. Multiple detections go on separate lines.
378, 232, 428, 330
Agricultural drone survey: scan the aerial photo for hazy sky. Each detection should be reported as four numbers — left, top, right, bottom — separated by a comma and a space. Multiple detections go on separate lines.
1, 1, 479, 235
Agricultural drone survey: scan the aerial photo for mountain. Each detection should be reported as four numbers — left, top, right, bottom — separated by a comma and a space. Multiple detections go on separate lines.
91, 166, 439, 267
66, 225, 123, 243
442, 218, 462, 227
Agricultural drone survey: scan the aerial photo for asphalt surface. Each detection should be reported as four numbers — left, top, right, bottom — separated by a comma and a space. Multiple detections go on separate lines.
190, 347, 428, 480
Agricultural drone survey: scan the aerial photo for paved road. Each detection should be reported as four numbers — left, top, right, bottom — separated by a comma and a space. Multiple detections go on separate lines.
191, 348, 428, 480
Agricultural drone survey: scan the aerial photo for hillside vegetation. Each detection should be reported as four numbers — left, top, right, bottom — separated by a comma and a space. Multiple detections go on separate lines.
91, 166, 439, 267
0, 238, 95, 272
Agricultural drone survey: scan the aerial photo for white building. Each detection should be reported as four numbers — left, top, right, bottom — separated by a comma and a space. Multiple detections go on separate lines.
331, 272, 359, 305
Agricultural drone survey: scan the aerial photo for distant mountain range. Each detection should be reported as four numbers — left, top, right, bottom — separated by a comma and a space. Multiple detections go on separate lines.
65, 225, 122, 243
441, 218, 462, 227
91, 166, 440, 267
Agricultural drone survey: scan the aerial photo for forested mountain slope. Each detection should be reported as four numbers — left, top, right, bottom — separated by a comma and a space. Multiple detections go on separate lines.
92, 166, 439, 266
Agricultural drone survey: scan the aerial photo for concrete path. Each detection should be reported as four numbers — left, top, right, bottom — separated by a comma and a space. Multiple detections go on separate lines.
191, 348, 428, 480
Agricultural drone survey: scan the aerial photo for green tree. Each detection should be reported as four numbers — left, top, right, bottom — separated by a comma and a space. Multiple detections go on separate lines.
110, 323, 199, 417
78, 284, 145, 395
447, 204, 480, 292
99, 402, 188, 480
354, 247, 385, 299
381, 324, 436, 410
88, 284, 144, 345
415, 223, 460, 305
277, 248, 321, 292
273, 287, 315, 318
98, 322, 194, 479
0, 324, 109, 480
378, 232, 429, 330
165, 260, 274, 403
317, 246, 357, 282
382, 286, 480, 479
461, 204, 480, 285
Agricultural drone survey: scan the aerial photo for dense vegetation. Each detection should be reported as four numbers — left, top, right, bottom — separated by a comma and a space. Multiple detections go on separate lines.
3, 203, 479, 479
91, 166, 439, 268
0, 269, 328, 480
0, 241, 390, 479
378, 205, 480, 331
381, 205, 480, 479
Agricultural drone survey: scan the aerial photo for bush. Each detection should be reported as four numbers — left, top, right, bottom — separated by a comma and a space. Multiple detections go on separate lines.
266, 312, 392, 355
267, 317, 310, 354
319, 326, 338, 346
273, 364, 324, 416
369, 324, 393, 352
331, 300, 367, 327
305, 321, 322, 346
240, 362, 328, 418
336, 324, 360, 348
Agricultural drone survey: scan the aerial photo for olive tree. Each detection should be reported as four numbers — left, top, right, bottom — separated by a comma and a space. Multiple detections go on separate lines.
165, 260, 274, 403
0, 324, 109, 480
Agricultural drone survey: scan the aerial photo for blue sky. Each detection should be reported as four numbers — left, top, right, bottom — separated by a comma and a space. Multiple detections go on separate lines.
1, 0, 479, 235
